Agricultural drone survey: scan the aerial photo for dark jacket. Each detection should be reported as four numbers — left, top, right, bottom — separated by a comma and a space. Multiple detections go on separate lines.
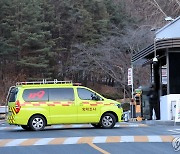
147, 90, 158, 104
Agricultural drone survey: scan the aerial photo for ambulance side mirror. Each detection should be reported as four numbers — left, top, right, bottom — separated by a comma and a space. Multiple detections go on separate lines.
91, 93, 103, 101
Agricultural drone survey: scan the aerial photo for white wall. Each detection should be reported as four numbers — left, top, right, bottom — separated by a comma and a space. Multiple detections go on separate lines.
160, 94, 180, 120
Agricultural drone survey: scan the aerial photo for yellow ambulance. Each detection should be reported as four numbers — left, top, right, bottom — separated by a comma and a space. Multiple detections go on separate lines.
7, 80, 123, 131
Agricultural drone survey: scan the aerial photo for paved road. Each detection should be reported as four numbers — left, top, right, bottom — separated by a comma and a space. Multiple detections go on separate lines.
0, 120, 180, 154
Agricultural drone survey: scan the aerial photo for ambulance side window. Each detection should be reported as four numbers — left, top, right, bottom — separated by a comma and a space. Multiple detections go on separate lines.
8, 88, 18, 102
49, 88, 74, 101
23, 89, 48, 102
77, 88, 101, 100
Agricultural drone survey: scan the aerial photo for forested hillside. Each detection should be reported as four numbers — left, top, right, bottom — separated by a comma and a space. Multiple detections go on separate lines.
0, 0, 180, 104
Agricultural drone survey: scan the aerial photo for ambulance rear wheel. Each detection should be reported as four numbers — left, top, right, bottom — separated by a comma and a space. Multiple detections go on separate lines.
29, 115, 45, 131
100, 113, 116, 129
21, 125, 31, 131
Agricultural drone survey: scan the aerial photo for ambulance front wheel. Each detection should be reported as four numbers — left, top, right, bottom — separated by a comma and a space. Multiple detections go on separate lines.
29, 115, 46, 131
100, 113, 116, 129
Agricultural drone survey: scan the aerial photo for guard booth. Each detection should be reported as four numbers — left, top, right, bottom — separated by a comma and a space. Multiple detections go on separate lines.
132, 16, 180, 120
134, 87, 151, 120
134, 89, 142, 118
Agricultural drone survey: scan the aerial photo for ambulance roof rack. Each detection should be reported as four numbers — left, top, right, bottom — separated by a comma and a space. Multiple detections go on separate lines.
16, 79, 72, 86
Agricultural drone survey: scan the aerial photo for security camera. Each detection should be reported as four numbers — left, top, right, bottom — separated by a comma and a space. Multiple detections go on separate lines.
165, 17, 174, 21
150, 28, 156, 31
153, 57, 158, 62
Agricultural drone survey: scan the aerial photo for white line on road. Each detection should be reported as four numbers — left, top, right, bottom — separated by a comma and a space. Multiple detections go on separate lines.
121, 136, 134, 142
147, 136, 162, 142
5, 139, 28, 146
63, 137, 81, 144
93, 136, 107, 143
168, 129, 180, 134
34, 138, 55, 145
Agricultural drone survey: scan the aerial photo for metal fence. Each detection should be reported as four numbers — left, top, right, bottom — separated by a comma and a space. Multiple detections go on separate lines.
0, 106, 7, 114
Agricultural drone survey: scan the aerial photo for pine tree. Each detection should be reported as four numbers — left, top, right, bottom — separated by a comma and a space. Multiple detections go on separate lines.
0, 0, 56, 80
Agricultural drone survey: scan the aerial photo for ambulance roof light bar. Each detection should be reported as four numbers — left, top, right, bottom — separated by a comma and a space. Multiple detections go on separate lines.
16, 79, 72, 85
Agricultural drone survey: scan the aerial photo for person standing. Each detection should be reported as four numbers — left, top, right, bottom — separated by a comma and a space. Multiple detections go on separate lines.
147, 84, 159, 120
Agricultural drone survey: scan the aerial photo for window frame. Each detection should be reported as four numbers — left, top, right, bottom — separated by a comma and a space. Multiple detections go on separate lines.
77, 87, 103, 101
8, 87, 18, 102
22, 88, 75, 102
48, 88, 75, 102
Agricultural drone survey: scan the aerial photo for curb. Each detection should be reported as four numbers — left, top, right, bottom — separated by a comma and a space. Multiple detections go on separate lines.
141, 120, 180, 126
128, 120, 180, 126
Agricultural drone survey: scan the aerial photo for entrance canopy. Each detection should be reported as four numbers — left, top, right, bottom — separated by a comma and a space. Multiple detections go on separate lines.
133, 16, 180, 66
132, 38, 180, 66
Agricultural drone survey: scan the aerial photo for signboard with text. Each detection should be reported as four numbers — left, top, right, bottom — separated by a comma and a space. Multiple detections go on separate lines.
128, 68, 132, 86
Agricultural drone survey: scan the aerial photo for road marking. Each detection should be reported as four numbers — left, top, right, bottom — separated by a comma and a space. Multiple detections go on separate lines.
121, 136, 134, 142
93, 136, 107, 143
134, 136, 148, 142
147, 136, 162, 142
160, 136, 174, 142
88, 143, 110, 154
77, 137, 94, 144
5, 139, 27, 146
49, 138, 66, 145
20, 138, 41, 146
0, 139, 13, 147
106, 136, 121, 143
168, 129, 180, 134
34, 138, 54, 145
0, 135, 176, 147
63, 137, 81, 144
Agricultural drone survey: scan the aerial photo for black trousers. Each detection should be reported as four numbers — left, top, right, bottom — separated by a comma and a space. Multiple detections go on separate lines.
149, 103, 160, 120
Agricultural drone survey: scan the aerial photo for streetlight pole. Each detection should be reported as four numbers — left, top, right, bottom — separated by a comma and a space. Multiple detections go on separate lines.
131, 64, 134, 99
123, 73, 126, 101
131, 64, 134, 118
